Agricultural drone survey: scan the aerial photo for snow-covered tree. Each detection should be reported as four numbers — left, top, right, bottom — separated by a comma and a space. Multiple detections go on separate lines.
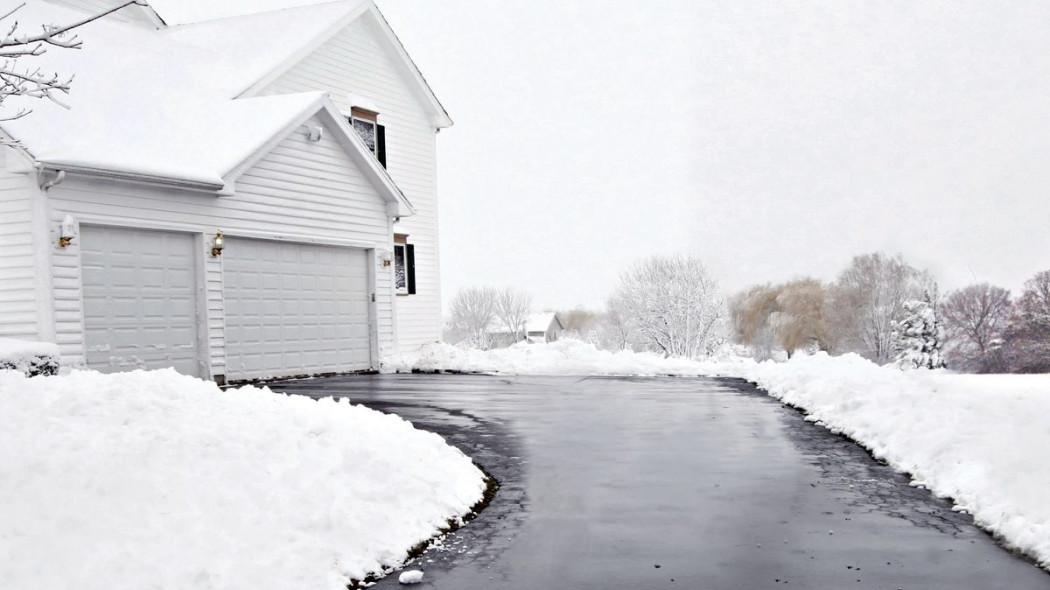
827, 252, 932, 364
598, 295, 638, 352
493, 287, 532, 343
940, 283, 1012, 372
612, 254, 726, 358
0, 1, 146, 120
448, 286, 498, 349
891, 293, 946, 370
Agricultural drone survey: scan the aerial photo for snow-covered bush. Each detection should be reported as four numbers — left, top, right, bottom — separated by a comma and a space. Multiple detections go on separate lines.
0, 338, 60, 376
891, 296, 946, 370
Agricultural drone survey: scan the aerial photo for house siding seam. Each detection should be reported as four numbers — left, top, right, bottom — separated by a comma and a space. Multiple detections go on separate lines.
43, 114, 395, 371
0, 166, 38, 339
260, 14, 443, 357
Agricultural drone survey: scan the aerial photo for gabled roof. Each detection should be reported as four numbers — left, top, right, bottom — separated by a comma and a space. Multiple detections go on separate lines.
526, 313, 563, 333
157, 1, 453, 127
1, 1, 447, 199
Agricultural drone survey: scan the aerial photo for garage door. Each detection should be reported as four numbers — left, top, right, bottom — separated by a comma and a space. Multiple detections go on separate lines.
223, 239, 371, 381
81, 226, 200, 376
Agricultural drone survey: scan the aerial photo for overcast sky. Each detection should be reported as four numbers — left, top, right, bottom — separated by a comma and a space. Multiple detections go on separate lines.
156, 0, 1050, 311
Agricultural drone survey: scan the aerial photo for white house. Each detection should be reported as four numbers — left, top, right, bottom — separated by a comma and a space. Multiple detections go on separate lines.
524, 313, 564, 344
0, 0, 451, 382
486, 312, 564, 347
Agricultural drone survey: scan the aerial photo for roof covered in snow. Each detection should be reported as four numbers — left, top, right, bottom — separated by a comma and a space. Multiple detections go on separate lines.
525, 313, 563, 333
1, 0, 448, 194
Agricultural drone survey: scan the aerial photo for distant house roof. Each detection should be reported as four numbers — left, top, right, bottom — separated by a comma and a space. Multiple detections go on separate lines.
525, 313, 563, 333
1, 1, 449, 196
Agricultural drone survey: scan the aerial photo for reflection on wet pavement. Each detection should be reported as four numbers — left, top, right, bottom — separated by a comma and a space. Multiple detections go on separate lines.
271, 374, 1050, 589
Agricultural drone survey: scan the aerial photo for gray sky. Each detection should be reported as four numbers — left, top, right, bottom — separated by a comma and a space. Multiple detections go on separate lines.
156, 0, 1050, 310
379, 0, 1050, 311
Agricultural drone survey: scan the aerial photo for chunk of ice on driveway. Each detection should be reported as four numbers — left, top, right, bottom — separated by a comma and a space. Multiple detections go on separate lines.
399, 570, 424, 584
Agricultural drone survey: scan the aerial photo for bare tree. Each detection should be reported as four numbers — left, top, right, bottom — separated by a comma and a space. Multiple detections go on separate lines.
0, 1, 146, 120
612, 254, 726, 358
448, 286, 498, 349
730, 278, 830, 359
826, 252, 929, 364
599, 295, 636, 352
493, 286, 532, 344
772, 278, 831, 356
729, 283, 779, 360
1002, 270, 1050, 373
940, 283, 1012, 372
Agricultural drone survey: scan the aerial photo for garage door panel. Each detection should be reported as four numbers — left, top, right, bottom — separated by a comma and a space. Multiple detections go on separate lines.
81, 226, 200, 377
224, 239, 371, 381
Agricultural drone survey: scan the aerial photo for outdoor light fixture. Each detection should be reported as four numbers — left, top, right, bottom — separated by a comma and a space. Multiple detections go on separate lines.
211, 230, 224, 257
378, 248, 392, 267
58, 215, 76, 248
307, 126, 324, 142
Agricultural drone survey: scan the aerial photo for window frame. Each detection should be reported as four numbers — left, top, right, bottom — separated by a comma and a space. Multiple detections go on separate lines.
393, 232, 416, 296
349, 106, 386, 168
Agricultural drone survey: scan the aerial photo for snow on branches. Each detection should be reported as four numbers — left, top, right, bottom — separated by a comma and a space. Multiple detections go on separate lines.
613, 254, 727, 359
891, 294, 946, 370
0, 1, 145, 120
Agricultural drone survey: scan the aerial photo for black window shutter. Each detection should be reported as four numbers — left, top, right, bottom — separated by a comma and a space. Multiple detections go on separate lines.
377, 124, 387, 168
406, 244, 416, 295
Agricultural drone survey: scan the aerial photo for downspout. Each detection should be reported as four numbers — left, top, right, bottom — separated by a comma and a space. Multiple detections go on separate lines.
38, 168, 66, 191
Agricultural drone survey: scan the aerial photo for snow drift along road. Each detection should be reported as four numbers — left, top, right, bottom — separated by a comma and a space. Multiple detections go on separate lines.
393, 340, 1050, 572
0, 369, 486, 590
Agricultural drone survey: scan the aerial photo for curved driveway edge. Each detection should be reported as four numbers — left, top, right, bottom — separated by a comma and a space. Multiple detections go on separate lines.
271, 374, 1050, 589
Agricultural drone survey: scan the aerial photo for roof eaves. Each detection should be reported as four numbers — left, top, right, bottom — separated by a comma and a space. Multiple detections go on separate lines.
220, 95, 415, 217
368, 3, 453, 129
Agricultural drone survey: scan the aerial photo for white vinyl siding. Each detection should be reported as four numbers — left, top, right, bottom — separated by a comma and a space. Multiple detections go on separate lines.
43, 115, 395, 372
0, 170, 38, 339
260, 14, 443, 355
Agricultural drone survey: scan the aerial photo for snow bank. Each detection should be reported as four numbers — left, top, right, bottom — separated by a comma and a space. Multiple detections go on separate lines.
387, 339, 749, 376
0, 369, 486, 590
0, 338, 60, 376
737, 353, 1050, 569
392, 340, 1050, 570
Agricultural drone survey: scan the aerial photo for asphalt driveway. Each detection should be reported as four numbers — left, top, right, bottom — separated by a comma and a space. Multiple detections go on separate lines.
270, 374, 1050, 589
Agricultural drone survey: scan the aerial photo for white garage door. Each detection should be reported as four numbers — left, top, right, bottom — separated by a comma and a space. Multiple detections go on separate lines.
223, 239, 371, 381
81, 226, 200, 377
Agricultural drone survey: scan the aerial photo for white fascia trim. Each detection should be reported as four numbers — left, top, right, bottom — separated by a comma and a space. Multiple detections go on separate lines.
36, 163, 224, 193
366, 5, 454, 129
235, 1, 372, 99
220, 95, 416, 218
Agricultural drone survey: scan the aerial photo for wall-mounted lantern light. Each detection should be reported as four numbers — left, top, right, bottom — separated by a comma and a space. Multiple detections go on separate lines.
211, 230, 225, 257
378, 248, 392, 267
58, 214, 76, 248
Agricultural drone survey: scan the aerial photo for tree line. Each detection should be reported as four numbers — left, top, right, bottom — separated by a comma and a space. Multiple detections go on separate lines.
447, 252, 1049, 373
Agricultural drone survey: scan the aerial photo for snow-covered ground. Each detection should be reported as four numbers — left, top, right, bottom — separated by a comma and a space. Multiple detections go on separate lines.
386, 339, 748, 376
741, 354, 1050, 570
393, 340, 1050, 570
0, 369, 486, 590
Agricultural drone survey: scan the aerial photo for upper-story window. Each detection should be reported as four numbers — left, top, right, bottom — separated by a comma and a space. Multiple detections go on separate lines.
350, 106, 386, 168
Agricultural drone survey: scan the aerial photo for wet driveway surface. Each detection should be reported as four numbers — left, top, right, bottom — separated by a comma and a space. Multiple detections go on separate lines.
270, 374, 1050, 589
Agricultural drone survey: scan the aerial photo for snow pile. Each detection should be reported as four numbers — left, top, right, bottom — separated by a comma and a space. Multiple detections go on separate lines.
0, 338, 60, 376
738, 353, 1050, 569
387, 339, 750, 377
0, 369, 486, 590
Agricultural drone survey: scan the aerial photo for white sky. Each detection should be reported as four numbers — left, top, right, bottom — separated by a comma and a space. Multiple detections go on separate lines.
154, 0, 1050, 310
